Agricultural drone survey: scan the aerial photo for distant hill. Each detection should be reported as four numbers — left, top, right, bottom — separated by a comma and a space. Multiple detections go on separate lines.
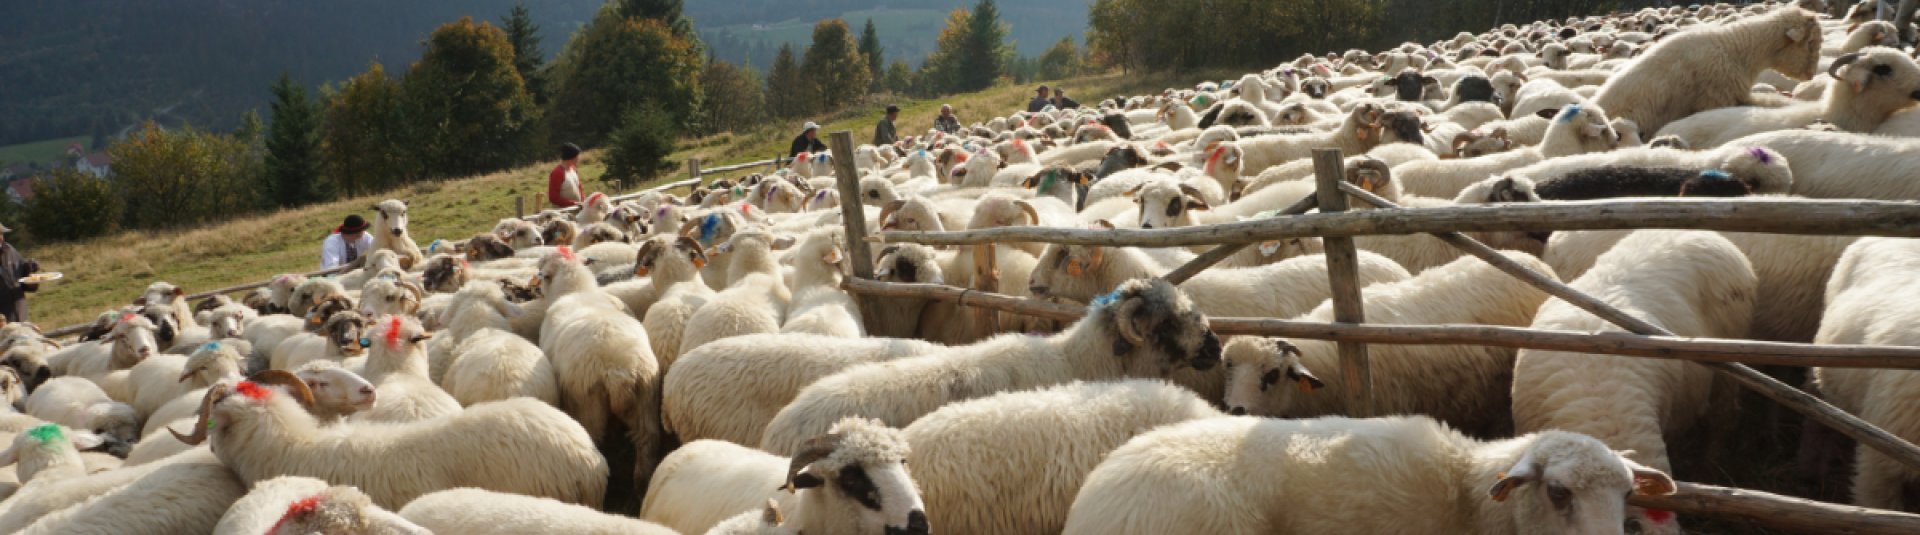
0, 0, 1085, 150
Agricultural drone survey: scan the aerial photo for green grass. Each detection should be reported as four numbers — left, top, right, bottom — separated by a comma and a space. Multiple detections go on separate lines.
0, 136, 90, 165
24, 70, 1220, 330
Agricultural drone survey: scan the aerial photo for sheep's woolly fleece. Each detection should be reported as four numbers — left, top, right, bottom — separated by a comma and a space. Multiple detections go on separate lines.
816, 417, 911, 474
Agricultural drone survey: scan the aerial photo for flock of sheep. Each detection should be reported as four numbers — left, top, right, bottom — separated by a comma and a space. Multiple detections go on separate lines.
1, 1, 1919, 533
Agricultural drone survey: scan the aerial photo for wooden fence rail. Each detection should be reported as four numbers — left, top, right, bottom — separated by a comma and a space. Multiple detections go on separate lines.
877, 198, 1920, 247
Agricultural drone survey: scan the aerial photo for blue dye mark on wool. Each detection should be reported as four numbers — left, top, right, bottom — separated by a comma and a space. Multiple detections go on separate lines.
698, 214, 721, 244
1089, 289, 1123, 309
201, 341, 221, 352
1700, 169, 1732, 181
1557, 104, 1582, 123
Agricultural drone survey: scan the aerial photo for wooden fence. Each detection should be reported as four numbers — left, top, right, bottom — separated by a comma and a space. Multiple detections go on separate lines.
821, 130, 1920, 534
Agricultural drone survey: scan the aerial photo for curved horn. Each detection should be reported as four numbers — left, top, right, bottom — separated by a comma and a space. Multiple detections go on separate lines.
1014, 200, 1041, 225
248, 370, 316, 410
878, 200, 907, 229
1112, 292, 1150, 353
169, 383, 229, 446
1829, 52, 1865, 78
782, 433, 844, 491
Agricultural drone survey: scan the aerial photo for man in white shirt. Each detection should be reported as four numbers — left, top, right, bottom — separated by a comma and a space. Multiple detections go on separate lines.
321, 214, 374, 270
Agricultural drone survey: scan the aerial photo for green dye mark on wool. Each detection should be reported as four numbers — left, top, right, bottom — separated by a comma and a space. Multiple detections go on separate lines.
26, 423, 62, 443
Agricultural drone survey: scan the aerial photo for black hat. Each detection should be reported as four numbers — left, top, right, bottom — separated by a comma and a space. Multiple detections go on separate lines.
338, 214, 369, 234
886, 105, 900, 114
560, 143, 582, 160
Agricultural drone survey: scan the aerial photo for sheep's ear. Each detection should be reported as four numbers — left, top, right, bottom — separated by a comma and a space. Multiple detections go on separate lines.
821, 246, 844, 266
1622, 456, 1678, 496
1786, 24, 1807, 43
1122, 184, 1144, 197
789, 470, 826, 490
1284, 362, 1325, 392
132, 297, 148, 307
1488, 464, 1536, 502
68, 431, 105, 451
410, 333, 433, 344
772, 236, 797, 250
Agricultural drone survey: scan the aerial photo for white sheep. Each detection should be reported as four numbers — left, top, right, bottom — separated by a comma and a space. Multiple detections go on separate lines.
1730, 129, 1920, 201
1061, 415, 1677, 534
165, 370, 607, 509
643, 417, 928, 535
904, 380, 1223, 534
435, 282, 558, 408
356, 277, 423, 319
761, 278, 1222, 456
400, 487, 676, 534
639, 236, 717, 372
22, 377, 138, 455
9, 446, 246, 535
1393, 103, 1621, 199
1513, 230, 1755, 533
663, 334, 943, 447
370, 199, 426, 269
217, 478, 428, 535
1028, 245, 1410, 322
1231, 102, 1388, 174
1223, 252, 1554, 435
1499, 143, 1794, 196
679, 229, 795, 355
532, 248, 666, 486
780, 228, 864, 338
1811, 237, 1920, 511
128, 358, 375, 468
1656, 47, 1920, 147
0, 424, 104, 486
1591, 6, 1823, 134
352, 315, 461, 423
269, 310, 368, 373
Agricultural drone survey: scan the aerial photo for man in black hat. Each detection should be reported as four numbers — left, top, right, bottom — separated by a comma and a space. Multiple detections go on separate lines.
1027, 85, 1051, 113
321, 214, 373, 270
873, 105, 901, 146
0, 224, 41, 322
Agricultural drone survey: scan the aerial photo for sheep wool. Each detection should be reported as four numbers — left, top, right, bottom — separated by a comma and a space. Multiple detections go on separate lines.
1812, 238, 1920, 511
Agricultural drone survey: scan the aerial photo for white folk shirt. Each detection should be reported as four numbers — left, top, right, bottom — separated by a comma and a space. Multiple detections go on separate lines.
321, 232, 375, 270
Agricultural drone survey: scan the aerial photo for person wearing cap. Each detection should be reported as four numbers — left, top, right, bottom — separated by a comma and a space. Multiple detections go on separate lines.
1027, 85, 1051, 113
1051, 87, 1081, 110
873, 105, 901, 146
548, 143, 585, 209
0, 224, 40, 322
320, 215, 374, 270
789, 122, 827, 158
933, 104, 962, 134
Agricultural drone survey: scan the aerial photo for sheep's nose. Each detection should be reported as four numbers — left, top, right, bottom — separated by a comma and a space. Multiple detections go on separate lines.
138, 347, 153, 357
359, 385, 375, 396
1029, 283, 1048, 296
1141, 222, 1154, 229
886, 511, 931, 535
1229, 406, 1247, 416
392, 228, 405, 236
1910, 89, 1920, 100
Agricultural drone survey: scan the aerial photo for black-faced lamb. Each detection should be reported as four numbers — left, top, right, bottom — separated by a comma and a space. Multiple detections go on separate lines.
643, 417, 928, 535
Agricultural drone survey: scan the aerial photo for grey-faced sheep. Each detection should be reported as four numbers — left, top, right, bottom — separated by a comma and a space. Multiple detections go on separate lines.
904, 380, 1224, 535
1062, 416, 1677, 534
268, 310, 367, 373
22, 377, 137, 456
167, 370, 607, 509
1225, 252, 1554, 436
761, 278, 1223, 456
1591, 6, 1823, 134
643, 417, 928, 535
1811, 237, 1920, 512
1513, 230, 1755, 533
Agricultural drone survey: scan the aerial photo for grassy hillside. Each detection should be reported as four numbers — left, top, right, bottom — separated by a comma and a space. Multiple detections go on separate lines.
25, 70, 1218, 330
0, 137, 90, 166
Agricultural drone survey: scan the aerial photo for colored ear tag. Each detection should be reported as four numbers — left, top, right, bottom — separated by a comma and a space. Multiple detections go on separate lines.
359, 338, 373, 348
1259, 241, 1283, 257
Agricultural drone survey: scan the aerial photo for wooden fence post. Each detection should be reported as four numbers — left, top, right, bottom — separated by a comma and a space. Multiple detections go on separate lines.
687, 158, 702, 186
514, 196, 524, 219
827, 131, 880, 333
1312, 149, 1372, 418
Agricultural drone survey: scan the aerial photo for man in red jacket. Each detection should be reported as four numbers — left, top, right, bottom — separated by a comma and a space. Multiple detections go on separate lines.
548, 143, 584, 209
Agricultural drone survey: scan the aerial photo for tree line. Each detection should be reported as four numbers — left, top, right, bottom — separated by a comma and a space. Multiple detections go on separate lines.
13, 0, 1081, 245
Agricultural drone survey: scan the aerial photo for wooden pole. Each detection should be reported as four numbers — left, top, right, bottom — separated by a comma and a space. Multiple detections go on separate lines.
687, 158, 702, 186
1163, 193, 1317, 285
1333, 182, 1920, 476
1312, 149, 1372, 417
827, 131, 881, 333
879, 198, 1920, 247
840, 278, 1920, 369
1631, 482, 1920, 535
514, 196, 524, 219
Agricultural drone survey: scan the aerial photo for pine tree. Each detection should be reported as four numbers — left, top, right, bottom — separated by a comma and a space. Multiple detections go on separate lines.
956, 0, 1010, 92
265, 73, 324, 207
858, 18, 884, 91
765, 44, 805, 118
800, 19, 870, 112
501, 2, 548, 104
